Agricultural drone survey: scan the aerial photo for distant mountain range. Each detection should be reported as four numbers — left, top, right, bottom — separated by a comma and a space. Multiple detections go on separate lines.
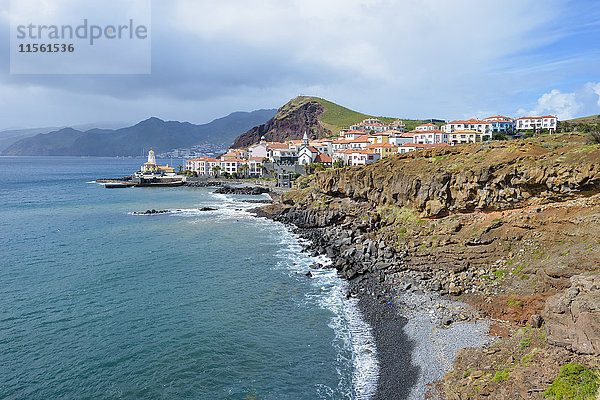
1, 110, 276, 156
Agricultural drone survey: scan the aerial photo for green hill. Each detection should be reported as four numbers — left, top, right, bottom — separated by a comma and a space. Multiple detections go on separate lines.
305, 96, 426, 132
564, 115, 600, 124
232, 96, 434, 148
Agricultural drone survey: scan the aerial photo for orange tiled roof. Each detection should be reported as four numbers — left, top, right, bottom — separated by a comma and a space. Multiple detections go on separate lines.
399, 143, 450, 148
314, 154, 332, 163
447, 119, 490, 125
517, 115, 557, 120
449, 130, 483, 134
366, 143, 399, 148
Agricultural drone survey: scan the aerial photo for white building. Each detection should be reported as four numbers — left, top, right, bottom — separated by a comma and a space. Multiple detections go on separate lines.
186, 156, 222, 176
249, 136, 268, 159
516, 116, 558, 132
397, 143, 450, 154
389, 131, 415, 146
413, 130, 448, 144
333, 149, 380, 166
415, 123, 439, 132
448, 130, 492, 145
349, 119, 388, 133
442, 119, 492, 134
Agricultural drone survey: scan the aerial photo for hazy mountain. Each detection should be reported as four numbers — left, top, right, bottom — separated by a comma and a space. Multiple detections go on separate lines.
2, 110, 276, 156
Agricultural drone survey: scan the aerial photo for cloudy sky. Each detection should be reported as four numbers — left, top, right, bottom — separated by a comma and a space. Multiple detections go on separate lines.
1, 0, 600, 129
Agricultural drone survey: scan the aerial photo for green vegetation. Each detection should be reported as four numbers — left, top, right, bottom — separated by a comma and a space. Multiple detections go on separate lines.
290, 96, 437, 136
429, 154, 450, 162
544, 363, 599, 400
493, 269, 507, 279
507, 299, 524, 308
493, 369, 509, 382
377, 206, 418, 224
520, 337, 530, 349
585, 131, 600, 145
521, 352, 534, 365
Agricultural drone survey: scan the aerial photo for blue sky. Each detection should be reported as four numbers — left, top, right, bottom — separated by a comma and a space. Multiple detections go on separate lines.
1, 0, 600, 129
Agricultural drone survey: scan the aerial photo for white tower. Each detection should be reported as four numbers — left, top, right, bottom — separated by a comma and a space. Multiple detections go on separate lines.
302, 131, 309, 147
147, 149, 156, 164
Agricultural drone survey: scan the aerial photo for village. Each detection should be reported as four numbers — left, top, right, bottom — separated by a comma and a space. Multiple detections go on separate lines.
179, 114, 558, 186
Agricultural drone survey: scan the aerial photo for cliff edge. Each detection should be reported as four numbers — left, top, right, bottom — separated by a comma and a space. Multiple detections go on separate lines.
261, 133, 600, 399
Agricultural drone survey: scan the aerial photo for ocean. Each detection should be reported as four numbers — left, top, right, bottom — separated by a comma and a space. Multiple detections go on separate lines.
0, 157, 377, 399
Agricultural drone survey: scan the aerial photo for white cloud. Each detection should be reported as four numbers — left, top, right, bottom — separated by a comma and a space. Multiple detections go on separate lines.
586, 82, 600, 106
0, 0, 591, 127
519, 89, 581, 119
519, 83, 600, 120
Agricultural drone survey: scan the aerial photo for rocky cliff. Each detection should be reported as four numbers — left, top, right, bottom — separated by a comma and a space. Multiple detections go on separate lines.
232, 97, 332, 148
259, 133, 600, 399
303, 134, 600, 217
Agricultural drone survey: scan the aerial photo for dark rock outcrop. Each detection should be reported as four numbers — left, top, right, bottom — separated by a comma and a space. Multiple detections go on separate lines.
134, 209, 169, 215
214, 185, 270, 195
232, 97, 332, 148
543, 273, 600, 354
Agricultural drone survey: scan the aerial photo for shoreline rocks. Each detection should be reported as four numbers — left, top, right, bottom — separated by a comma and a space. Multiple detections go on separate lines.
133, 209, 169, 215
214, 185, 270, 195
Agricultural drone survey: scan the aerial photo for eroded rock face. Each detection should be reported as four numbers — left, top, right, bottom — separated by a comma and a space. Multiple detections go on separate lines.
542, 273, 600, 354
306, 138, 600, 217
232, 99, 330, 148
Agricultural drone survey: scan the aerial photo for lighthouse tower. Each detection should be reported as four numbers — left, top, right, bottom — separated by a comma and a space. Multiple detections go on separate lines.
147, 149, 156, 165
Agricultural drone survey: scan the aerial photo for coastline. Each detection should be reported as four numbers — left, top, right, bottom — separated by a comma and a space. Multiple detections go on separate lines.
253, 203, 495, 399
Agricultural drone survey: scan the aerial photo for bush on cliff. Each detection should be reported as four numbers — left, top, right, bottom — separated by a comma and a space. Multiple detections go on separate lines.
585, 131, 600, 145
544, 363, 599, 400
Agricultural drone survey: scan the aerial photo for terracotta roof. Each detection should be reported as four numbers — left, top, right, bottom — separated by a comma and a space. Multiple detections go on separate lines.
369, 133, 390, 137
302, 146, 319, 153
266, 142, 289, 148
517, 116, 557, 120
447, 119, 490, 125
485, 115, 513, 120
400, 132, 416, 138
314, 154, 332, 163
222, 158, 248, 163
350, 135, 371, 143
366, 143, 399, 148
399, 143, 450, 148
187, 156, 221, 162
249, 157, 263, 161
450, 130, 483, 134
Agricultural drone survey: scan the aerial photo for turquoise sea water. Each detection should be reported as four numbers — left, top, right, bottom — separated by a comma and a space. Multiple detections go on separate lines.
0, 157, 377, 399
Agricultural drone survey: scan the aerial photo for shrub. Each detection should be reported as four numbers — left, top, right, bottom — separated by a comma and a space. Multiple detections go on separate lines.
585, 131, 600, 145
493, 369, 509, 382
544, 363, 599, 400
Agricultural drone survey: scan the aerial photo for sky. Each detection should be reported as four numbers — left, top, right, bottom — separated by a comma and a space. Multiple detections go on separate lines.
1, 0, 600, 129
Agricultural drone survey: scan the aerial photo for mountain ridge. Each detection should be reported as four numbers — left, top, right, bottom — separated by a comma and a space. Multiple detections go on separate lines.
2, 110, 276, 156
